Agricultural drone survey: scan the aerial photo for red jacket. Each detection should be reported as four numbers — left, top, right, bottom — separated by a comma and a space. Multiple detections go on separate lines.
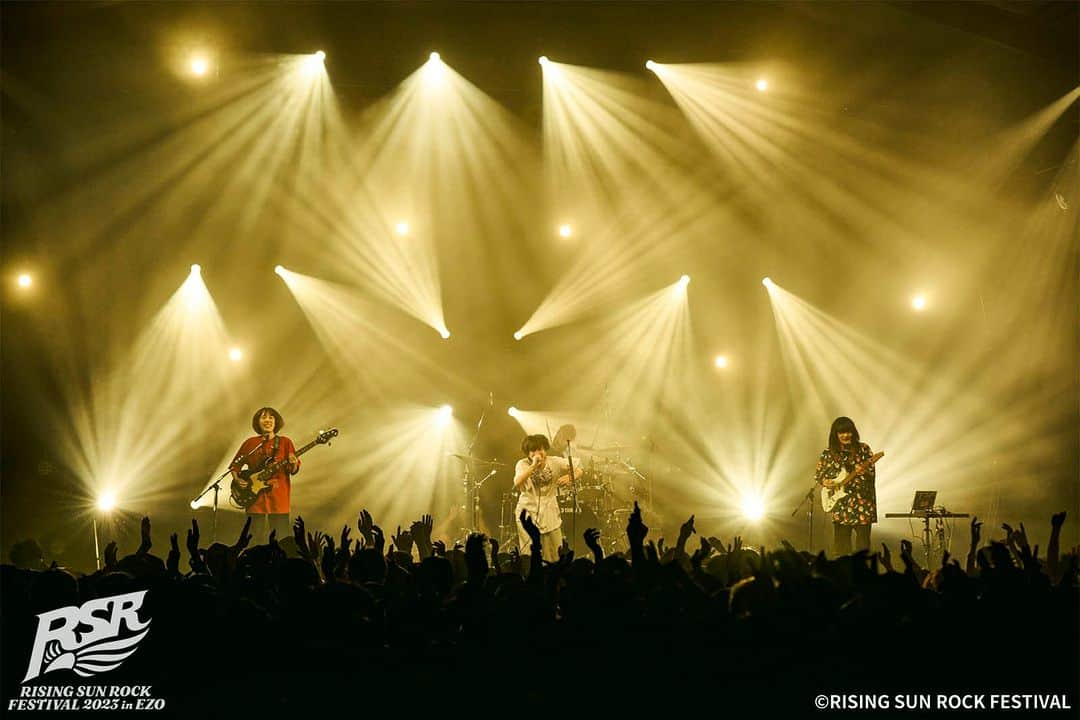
230, 435, 299, 514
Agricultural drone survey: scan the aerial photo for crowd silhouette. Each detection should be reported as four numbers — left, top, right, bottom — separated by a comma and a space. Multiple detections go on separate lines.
2, 505, 1076, 716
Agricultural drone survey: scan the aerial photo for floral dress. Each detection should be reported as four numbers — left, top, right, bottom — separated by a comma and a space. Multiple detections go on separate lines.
813, 443, 877, 526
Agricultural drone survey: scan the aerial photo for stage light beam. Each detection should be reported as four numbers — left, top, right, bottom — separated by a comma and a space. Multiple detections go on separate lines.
508, 406, 520, 418
678, 274, 691, 289
762, 277, 774, 289
513, 331, 523, 341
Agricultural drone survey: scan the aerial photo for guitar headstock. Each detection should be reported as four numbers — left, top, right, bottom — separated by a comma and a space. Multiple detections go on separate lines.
316, 428, 339, 444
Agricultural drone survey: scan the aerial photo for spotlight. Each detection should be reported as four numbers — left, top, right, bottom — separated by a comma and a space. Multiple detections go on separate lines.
228, 348, 243, 362
16, 273, 32, 288
761, 276, 774, 288
190, 57, 209, 77
911, 294, 927, 311
189, 500, 199, 510
314, 50, 326, 61
538, 56, 549, 66
678, 274, 690, 288
513, 331, 523, 341
439, 328, 451, 339
274, 265, 286, 276
395, 221, 410, 236
645, 60, 657, 71
741, 496, 765, 522
301, 51, 325, 77
558, 224, 572, 238
756, 79, 768, 92
190, 264, 201, 275
423, 53, 447, 88
508, 406, 519, 418
714, 355, 728, 369
97, 492, 117, 512
436, 405, 453, 426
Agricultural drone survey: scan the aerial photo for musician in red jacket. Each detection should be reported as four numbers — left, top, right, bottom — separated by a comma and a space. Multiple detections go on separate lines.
813, 416, 879, 556
230, 407, 300, 541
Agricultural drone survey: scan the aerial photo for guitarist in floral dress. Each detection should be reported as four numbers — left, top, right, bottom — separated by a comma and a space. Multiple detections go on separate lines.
230, 407, 300, 541
813, 416, 879, 556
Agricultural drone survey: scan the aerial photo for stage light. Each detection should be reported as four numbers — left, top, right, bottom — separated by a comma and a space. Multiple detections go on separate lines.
439, 328, 451, 339
423, 53, 447, 88
911, 294, 927, 311
436, 405, 453, 427
645, 60, 657, 71
190, 56, 209, 77
508, 406, 519, 418
558, 224, 573, 238
228, 348, 243, 362
274, 265, 286, 276
756, 79, 768, 92
189, 500, 199, 510
301, 51, 325, 76
538, 56, 549, 66
513, 331, 523, 341
714, 355, 729, 369
395, 221, 410, 236
97, 492, 117, 512
741, 496, 765, 522
762, 276, 774, 288
190, 264, 201, 275
678, 274, 690, 288
16, 273, 32, 288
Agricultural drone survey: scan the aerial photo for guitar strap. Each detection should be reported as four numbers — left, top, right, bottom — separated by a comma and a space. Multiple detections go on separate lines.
265, 435, 281, 466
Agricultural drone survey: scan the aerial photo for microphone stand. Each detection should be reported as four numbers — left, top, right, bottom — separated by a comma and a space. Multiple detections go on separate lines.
460, 396, 491, 538
191, 442, 265, 543
790, 485, 817, 553
566, 440, 577, 556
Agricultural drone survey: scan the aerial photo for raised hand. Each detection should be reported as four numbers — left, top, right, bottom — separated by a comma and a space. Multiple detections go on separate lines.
321, 537, 336, 581
900, 539, 913, 558
339, 525, 352, 556
372, 525, 385, 554
392, 526, 414, 556
678, 515, 696, 545
357, 510, 375, 547
137, 516, 152, 555
1051, 511, 1067, 529
880, 542, 894, 572
970, 516, 983, 547
268, 529, 278, 548
234, 516, 253, 552
104, 541, 119, 570
433, 539, 446, 557
411, 514, 434, 557
626, 502, 649, 547
186, 519, 201, 557
691, 536, 712, 568
293, 516, 308, 555
583, 528, 603, 562
519, 509, 542, 548
1013, 522, 1030, 552
167, 533, 181, 576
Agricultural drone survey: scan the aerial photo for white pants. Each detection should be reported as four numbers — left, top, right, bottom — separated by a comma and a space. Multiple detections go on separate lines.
516, 521, 563, 563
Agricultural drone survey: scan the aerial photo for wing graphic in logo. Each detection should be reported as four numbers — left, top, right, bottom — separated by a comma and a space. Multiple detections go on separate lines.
39, 625, 151, 678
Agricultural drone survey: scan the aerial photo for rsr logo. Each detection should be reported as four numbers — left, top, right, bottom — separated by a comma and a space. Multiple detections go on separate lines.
23, 590, 151, 683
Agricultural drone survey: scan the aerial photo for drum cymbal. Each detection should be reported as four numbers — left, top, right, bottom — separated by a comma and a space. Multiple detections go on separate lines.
447, 453, 508, 467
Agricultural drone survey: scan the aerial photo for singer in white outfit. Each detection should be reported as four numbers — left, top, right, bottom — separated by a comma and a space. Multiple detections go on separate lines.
513, 434, 583, 562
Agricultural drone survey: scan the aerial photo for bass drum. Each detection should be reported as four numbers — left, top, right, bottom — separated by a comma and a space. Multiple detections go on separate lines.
559, 503, 600, 540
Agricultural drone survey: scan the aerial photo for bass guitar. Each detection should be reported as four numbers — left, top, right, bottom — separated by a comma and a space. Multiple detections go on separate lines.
820, 450, 884, 512
230, 428, 338, 509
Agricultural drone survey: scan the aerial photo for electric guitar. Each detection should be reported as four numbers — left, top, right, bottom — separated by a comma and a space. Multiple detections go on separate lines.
820, 450, 884, 512
230, 428, 338, 509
